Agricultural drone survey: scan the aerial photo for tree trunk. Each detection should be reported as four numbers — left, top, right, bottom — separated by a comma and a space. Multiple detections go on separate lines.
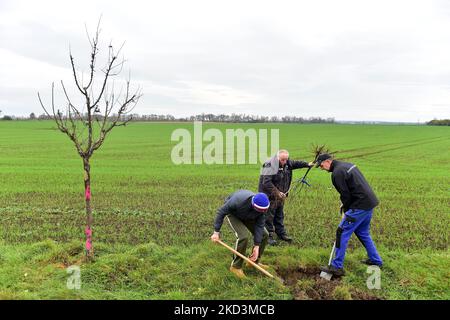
83, 157, 93, 258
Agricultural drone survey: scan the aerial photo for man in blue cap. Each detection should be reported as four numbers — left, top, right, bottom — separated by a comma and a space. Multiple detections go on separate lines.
316, 153, 383, 277
211, 190, 270, 278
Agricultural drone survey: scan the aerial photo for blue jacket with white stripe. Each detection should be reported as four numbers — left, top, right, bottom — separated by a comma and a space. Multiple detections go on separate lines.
330, 160, 379, 212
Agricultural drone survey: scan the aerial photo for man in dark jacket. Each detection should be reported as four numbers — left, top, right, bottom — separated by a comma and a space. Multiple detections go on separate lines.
316, 153, 383, 276
258, 150, 313, 245
211, 190, 270, 278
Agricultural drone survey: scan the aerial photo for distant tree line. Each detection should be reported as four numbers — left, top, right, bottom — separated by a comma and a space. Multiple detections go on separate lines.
426, 119, 450, 126
178, 113, 335, 123
2, 112, 335, 124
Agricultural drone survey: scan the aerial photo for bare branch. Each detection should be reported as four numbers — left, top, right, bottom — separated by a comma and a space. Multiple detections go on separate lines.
89, 83, 141, 156
70, 49, 86, 95
108, 57, 125, 77
85, 22, 100, 90
37, 92, 52, 118
115, 115, 133, 127
61, 80, 83, 120
84, 23, 93, 47
89, 40, 124, 110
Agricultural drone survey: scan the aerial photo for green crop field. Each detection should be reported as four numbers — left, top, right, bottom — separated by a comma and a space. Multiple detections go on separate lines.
0, 120, 449, 300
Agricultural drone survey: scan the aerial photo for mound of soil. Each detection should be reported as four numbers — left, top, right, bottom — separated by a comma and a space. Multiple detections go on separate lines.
277, 266, 380, 300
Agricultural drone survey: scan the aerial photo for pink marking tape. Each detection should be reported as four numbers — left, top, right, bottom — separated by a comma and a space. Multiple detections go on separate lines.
85, 227, 92, 251
85, 186, 91, 201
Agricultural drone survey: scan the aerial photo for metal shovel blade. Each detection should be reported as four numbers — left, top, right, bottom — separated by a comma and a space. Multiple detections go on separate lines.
320, 241, 336, 281
320, 271, 333, 281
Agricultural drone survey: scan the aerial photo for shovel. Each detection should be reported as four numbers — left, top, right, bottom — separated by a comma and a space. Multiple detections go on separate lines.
320, 207, 345, 281
320, 242, 336, 281
216, 239, 275, 279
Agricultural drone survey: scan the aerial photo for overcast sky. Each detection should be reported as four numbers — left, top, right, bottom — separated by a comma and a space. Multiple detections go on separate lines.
1, 0, 450, 122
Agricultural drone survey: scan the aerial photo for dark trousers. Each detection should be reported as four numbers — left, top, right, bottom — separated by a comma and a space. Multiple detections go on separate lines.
226, 215, 269, 268
265, 204, 287, 236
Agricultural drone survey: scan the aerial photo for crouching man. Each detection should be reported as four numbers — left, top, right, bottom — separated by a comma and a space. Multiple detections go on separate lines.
211, 190, 270, 279
316, 153, 383, 277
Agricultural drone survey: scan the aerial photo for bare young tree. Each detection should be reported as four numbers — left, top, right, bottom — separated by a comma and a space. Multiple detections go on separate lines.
38, 20, 141, 258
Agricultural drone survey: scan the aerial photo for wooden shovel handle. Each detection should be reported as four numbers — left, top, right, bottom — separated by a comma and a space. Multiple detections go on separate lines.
216, 239, 274, 279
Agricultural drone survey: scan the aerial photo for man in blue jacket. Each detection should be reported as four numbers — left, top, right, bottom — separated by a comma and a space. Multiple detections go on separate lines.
211, 190, 270, 278
316, 153, 383, 276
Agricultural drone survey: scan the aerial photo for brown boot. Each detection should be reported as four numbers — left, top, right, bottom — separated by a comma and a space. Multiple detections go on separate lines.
229, 266, 246, 279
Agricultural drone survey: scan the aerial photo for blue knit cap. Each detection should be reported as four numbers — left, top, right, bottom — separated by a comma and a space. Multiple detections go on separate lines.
252, 193, 270, 212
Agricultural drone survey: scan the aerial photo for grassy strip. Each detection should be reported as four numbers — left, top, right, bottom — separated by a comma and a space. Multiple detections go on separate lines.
0, 240, 448, 300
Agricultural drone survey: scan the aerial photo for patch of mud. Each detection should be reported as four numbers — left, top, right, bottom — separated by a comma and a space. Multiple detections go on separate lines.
277, 266, 381, 300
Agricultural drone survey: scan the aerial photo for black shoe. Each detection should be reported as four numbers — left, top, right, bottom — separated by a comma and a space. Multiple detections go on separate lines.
278, 234, 293, 242
361, 259, 383, 268
268, 234, 277, 246
320, 265, 345, 277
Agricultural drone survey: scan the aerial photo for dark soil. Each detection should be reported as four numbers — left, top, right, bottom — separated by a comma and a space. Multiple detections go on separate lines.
276, 266, 381, 300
